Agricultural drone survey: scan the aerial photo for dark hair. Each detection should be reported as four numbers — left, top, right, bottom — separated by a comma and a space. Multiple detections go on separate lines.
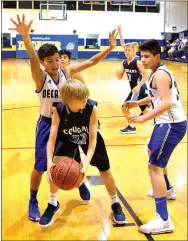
38, 44, 59, 61
139, 39, 161, 56
59, 50, 72, 60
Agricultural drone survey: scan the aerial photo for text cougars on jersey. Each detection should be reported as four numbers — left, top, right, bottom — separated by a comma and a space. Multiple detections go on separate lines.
63, 126, 89, 135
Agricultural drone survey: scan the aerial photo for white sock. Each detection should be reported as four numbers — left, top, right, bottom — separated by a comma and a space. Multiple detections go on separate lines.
49, 192, 58, 207
110, 193, 119, 205
129, 123, 135, 128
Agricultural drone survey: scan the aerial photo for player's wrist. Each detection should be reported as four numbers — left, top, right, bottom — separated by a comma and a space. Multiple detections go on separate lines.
47, 159, 53, 164
136, 100, 140, 106
22, 33, 30, 39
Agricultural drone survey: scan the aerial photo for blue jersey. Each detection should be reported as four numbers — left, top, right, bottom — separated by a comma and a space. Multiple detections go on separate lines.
123, 57, 142, 89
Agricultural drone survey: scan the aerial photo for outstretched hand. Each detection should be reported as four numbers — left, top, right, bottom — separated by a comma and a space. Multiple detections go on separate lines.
116, 25, 122, 33
129, 113, 145, 124
9, 14, 33, 37
109, 29, 118, 49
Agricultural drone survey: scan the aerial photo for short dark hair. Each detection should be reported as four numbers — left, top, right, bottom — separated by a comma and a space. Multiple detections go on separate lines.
38, 44, 59, 61
139, 39, 161, 56
59, 50, 72, 60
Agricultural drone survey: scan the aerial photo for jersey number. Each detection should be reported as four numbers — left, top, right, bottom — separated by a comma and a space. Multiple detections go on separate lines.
70, 133, 87, 145
127, 74, 132, 82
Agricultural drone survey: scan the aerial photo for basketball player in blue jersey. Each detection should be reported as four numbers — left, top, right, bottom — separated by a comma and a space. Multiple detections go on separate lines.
39, 80, 126, 227
59, 50, 85, 83
9, 14, 118, 222
116, 38, 149, 134
125, 39, 187, 234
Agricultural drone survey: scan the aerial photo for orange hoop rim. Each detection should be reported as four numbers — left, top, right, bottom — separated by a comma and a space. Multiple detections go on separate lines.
50, 16, 57, 20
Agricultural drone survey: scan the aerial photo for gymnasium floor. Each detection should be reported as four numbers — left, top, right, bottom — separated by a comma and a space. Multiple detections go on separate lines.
2, 59, 187, 240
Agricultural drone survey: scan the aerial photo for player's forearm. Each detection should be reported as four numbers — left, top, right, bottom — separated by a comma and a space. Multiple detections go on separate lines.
137, 96, 152, 106
85, 136, 97, 166
47, 141, 55, 164
118, 30, 125, 47
142, 101, 172, 122
116, 70, 124, 80
22, 34, 39, 60
89, 46, 113, 65
138, 74, 148, 87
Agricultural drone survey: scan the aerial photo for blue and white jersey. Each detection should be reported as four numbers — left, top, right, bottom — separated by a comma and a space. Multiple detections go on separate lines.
36, 69, 67, 117
148, 65, 186, 124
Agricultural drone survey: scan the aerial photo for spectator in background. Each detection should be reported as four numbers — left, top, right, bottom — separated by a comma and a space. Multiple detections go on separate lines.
168, 39, 178, 60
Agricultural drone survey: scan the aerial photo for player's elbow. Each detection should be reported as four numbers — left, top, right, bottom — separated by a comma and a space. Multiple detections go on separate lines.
163, 101, 172, 110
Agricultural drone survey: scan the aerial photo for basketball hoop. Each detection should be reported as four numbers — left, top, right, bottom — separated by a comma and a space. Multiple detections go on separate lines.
50, 16, 57, 20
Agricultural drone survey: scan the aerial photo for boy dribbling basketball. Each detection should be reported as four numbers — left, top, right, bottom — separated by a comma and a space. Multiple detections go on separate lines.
39, 80, 126, 227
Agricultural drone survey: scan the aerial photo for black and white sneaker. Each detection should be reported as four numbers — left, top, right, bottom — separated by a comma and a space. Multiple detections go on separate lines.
39, 202, 60, 227
120, 126, 136, 134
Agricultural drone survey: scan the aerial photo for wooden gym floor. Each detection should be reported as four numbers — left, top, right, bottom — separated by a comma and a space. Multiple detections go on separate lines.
2, 59, 187, 240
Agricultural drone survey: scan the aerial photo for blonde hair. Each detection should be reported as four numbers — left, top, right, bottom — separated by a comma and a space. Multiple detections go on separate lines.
131, 42, 139, 50
60, 79, 90, 105
124, 43, 133, 49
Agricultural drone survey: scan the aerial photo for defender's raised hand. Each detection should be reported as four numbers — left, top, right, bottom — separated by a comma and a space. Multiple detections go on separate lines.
117, 25, 122, 33
109, 29, 118, 49
9, 14, 33, 37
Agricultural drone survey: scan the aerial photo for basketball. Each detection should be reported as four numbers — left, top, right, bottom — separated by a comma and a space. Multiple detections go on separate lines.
50, 157, 84, 191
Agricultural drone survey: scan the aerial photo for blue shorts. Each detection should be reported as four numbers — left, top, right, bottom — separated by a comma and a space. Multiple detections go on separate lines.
148, 121, 187, 168
35, 115, 81, 171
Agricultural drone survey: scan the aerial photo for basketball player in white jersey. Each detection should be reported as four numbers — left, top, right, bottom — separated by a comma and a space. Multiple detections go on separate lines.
59, 49, 85, 83
9, 14, 118, 222
125, 39, 187, 234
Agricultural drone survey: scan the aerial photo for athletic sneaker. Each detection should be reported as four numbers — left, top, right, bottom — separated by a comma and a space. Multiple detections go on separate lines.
39, 202, 60, 227
147, 187, 176, 200
79, 183, 90, 203
140, 213, 174, 234
28, 199, 40, 222
111, 202, 126, 224
120, 126, 136, 134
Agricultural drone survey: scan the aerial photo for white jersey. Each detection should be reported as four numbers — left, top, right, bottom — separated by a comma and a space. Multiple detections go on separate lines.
36, 69, 67, 117
148, 65, 186, 124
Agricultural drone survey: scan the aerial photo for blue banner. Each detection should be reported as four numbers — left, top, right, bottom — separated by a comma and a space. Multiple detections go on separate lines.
16, 34, 78, 58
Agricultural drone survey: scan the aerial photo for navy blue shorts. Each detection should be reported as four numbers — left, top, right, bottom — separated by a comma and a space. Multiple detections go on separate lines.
35, 115, 81, 172
148, 121, 187, 168
54, 131, 110, 172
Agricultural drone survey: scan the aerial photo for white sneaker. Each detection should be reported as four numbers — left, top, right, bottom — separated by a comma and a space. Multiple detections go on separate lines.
147, 187, 176, 200
140, 213, 174, 234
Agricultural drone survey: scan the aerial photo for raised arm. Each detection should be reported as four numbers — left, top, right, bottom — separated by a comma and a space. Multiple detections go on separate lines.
67, 29, 117, 76
72, 71, 85, 84
9, 14, 45, 91
81, 106, 98, 174
117, 25, 125, 47
46, 107, 60, 181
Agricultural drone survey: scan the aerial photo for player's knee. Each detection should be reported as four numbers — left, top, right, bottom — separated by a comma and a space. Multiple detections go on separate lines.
121, 104, 128, 112
148, 163, 162, 175
147, 148, 151, 157
33, 169, 45, 176
100, 169, 112, 179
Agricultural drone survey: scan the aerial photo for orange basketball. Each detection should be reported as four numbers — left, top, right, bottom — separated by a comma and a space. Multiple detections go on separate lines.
51, 157, 84, 190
